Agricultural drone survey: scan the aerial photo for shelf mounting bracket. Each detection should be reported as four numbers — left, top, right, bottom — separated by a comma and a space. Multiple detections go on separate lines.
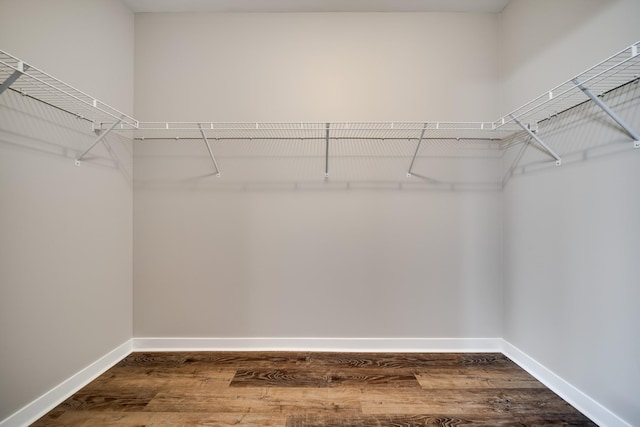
0, 62, 29, 95
511, 114, 562, 166
573, 78, 640, 148
75, 117, 123, 166
198, 124, 221, 177
324, 122, 330, 178
407, 123, 428, 177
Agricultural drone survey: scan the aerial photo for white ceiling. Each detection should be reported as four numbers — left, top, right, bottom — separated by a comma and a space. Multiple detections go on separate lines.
123, 0, 512, 14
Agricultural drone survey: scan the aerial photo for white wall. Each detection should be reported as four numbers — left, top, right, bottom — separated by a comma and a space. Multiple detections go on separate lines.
500, 1, 640, 425
133, 12, 504, 339
0, 0, 134, 421
134, 12, 500, 122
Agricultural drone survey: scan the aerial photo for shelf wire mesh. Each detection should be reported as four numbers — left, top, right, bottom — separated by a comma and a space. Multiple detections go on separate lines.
2, 41, 639, 151
0, 50, 137, 129
133, 121, 510, 142
496, 41, 640, 130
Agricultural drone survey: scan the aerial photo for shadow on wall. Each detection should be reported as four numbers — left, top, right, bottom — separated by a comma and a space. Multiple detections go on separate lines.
0, 86, 503, 192
0, 89, 133, 185
501, 81, 640, 186
133, 133, 504, 193
3, 80, 638, 194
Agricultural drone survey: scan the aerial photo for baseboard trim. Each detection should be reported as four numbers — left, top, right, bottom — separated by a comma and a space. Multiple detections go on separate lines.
3, 338, 630, 427
501, 339, 631, 427
0, 339, 132, 427
132, 337, 502, 352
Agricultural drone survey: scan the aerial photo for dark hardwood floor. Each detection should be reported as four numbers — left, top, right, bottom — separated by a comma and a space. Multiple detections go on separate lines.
32, 352, 596, 426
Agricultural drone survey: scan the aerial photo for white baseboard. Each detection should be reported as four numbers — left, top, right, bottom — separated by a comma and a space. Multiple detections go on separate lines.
0, 340, 132, 427
132, 337, 502, 352
3, 337, 629, 427
501, 339, 631, 427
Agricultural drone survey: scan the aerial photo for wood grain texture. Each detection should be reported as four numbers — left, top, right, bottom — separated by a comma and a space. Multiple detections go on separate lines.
32, 352, 596, 426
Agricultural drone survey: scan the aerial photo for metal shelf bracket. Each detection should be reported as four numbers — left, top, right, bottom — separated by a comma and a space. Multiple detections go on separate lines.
198, 124, 221, 177
0, 61, 28, 95
573, 78, 640, 148
407, 123, 428, 177
75, 117, 123, 166
511, 115, 562, 166
324, 123, 330, 178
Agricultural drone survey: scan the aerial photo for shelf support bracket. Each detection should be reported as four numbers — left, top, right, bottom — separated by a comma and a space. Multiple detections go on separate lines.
75, 117, 123, 166
573, 78, 640, 148
511, 114, 562, 166
198, 124, 221, 177
0, 62, 29, 95
324, 122, 330, 178
407, 123, 428, 177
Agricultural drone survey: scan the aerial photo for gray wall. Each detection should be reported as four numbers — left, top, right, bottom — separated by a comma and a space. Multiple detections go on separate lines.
2, 1, 640, 425
0, 0, 134, 420
500, 1, 640, 425
499, 0, 640, 114
134, 12, 500, 122
133, 12, 504, 339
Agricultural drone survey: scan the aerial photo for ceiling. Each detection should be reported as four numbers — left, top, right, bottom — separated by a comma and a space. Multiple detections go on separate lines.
123, 0, 512, 14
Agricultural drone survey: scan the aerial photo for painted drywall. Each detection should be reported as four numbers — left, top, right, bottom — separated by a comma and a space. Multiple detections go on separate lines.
133, 12, 504, 338
134, 12, 500, 122
0, 0, 134, 421
499, 0, 640, 114
500, 2, 640, 424
2, 2, 638, 424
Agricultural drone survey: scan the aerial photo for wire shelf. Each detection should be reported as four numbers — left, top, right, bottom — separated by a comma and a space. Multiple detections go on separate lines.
0, 49, 137, 129
2, 41, 639, 152
132, 121, 511, 142
496, 41, 640, 129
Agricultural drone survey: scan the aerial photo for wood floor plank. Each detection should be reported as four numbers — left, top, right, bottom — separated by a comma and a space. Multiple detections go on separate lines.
415, 366, 545, 389
38, 411, 287, 427
102, 365, 237, 390
360, 387, 587, 416
32, 352, 596, 426
50, 388, 159, 412
143, 387, 363, 415
286, 413, 596, 427
230, 367, 421, 388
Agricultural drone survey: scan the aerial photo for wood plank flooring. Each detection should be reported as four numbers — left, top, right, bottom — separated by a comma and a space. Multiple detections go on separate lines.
32, 352, 596, 426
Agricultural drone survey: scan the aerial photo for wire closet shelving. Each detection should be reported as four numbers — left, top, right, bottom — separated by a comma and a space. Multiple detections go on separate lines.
1, 41, 639, 175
